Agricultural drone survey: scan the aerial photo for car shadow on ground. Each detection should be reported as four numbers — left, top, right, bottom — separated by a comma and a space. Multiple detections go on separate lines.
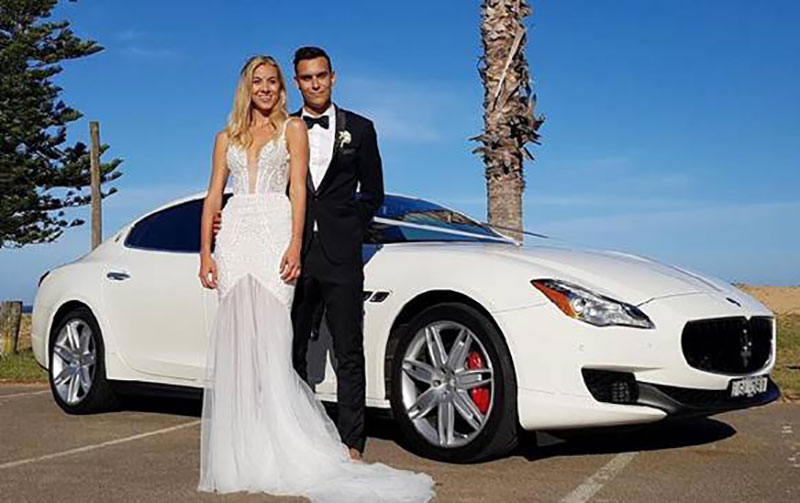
516, 417, 737, 461
115, 396, 737, 463
118, 394, 202, 417
117, 393, 406, 442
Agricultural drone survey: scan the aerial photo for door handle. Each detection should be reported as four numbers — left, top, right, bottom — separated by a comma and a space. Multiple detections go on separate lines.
107, 271, 130, 281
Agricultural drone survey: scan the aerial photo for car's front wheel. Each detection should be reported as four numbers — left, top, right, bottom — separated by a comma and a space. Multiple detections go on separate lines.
49, 306, 118, 414
389, 302, 518, 462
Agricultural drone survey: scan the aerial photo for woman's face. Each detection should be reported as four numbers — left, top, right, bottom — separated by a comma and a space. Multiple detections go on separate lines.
250, 63, 281, 113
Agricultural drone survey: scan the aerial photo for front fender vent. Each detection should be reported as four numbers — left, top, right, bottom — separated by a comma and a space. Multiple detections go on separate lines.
582, 369, 639, 404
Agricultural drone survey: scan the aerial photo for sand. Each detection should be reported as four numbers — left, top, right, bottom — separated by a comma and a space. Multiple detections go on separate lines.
739, 286, 800, 315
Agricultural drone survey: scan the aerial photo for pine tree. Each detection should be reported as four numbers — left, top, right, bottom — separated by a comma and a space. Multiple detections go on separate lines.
0, 0, 122, 248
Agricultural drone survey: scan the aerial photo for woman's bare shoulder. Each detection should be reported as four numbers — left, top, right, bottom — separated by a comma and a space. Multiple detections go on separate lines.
285, 116, 307, 133
215, 130, 230, 144
213, 130, 231, 154
284, 117, 308, 149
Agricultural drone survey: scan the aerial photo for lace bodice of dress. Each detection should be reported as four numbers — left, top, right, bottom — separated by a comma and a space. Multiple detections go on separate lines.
226, 122, 290, 196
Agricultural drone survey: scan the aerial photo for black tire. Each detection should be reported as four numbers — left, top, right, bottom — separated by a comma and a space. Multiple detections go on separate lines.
389, 302, 518, 462
48, 306, 119, 414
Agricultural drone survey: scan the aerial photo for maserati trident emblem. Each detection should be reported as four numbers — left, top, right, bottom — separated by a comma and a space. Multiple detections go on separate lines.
739, 327, 753, 368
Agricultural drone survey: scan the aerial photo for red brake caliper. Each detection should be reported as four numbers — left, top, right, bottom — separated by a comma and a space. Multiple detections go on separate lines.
466, 351, 490, 414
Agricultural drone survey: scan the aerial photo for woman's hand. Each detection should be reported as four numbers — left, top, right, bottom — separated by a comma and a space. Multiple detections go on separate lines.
199, 254, 218, 289
280, 241, 302, 283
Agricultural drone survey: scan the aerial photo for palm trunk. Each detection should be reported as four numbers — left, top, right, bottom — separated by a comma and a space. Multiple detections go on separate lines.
487, 175, 523, 240
475, 0, 544, 242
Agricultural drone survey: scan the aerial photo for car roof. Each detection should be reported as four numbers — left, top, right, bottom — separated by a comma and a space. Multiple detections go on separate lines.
123, 190, 515, 244
132, 191, 482, 227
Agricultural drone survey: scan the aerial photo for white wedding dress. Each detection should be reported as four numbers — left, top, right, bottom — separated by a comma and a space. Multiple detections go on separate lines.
197, 121, 435, 503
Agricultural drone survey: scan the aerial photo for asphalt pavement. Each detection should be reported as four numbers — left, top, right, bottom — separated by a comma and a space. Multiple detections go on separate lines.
0, 383, 797, 502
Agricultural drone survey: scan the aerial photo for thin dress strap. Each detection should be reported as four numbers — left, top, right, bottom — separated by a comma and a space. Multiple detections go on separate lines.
281, 117, 296, 150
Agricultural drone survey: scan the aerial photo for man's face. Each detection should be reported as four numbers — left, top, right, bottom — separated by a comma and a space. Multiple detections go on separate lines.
294, 56, 335, 112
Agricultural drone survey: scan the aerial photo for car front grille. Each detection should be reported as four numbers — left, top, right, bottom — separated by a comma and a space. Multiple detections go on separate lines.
681, 316, 772, 374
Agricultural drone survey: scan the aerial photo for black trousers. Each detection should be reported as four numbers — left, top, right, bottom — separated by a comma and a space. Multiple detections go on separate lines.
291, 232, 366, 452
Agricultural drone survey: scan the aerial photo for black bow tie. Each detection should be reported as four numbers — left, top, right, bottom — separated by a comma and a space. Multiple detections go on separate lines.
303, 115, 330, 130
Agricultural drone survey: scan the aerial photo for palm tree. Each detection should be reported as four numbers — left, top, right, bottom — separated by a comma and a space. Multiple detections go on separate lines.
474, 0, 544, 241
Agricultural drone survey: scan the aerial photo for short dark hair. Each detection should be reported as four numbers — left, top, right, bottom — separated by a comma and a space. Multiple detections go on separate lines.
293, 46, 332, 72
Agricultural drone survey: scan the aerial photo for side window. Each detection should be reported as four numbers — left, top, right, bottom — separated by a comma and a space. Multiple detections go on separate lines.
125, 199, 204, 252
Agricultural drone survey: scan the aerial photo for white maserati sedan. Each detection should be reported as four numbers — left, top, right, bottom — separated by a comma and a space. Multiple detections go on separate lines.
31, 192, 779, 462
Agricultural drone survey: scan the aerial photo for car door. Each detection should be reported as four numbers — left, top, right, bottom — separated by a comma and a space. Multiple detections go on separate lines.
103, 198, 209, 382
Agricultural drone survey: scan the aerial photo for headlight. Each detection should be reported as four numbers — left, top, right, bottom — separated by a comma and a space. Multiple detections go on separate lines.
531, 279, 654, 329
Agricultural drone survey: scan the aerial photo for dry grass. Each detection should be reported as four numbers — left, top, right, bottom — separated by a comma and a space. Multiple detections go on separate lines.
774, 313, 800, 398
737, 285, 800, 398
0, 314, 45, 383
0, 350, 46, 383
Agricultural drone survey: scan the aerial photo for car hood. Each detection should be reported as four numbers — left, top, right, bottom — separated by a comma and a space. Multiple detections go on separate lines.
487, 244, 737, 304
388, 241, 739, 305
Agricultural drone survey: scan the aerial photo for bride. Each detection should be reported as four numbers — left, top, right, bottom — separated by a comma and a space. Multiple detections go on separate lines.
196, 55, 435, 502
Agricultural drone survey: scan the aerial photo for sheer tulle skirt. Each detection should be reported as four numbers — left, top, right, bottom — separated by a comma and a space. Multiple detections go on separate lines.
198, 274, 435, 502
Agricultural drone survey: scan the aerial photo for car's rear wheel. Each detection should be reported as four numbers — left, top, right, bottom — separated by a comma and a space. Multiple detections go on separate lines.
49, 306, 118, 414
389, 302, 518, 462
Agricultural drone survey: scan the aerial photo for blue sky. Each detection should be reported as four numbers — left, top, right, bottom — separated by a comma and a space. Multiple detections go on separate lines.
2, 0, 799, 303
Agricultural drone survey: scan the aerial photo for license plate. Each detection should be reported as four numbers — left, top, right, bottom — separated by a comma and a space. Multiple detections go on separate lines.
729, 375, 768, 398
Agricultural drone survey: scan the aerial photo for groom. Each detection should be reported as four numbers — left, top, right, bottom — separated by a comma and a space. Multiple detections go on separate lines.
290, 46, 383, 461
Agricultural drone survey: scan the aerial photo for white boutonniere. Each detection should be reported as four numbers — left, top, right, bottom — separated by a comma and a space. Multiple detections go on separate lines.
338, 130, 352, 149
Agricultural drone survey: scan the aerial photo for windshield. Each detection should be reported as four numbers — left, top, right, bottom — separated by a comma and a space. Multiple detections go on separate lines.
367, 194, 507, 244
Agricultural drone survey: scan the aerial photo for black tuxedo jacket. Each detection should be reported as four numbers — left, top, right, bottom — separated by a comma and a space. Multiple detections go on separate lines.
291, 105, 384, 265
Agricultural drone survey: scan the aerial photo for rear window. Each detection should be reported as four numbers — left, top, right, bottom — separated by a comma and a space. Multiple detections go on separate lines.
125, 199, 203, 252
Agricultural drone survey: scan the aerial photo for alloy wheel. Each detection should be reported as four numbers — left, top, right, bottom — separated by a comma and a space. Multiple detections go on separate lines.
400, 320, 495, 448
51, 319, 97, 405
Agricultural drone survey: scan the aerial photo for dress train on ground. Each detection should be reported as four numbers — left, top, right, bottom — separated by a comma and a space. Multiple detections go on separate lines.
198, 274, 435, 502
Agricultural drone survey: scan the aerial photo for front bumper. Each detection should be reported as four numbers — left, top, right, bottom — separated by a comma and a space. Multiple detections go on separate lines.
581, 368, 781, 418
494, 292, 778, 431
516, 376, 779, 431
637, 377, 780, 418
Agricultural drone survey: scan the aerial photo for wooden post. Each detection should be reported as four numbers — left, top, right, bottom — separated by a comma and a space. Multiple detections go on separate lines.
90, 121, 102, 250
0, 301, 23, 356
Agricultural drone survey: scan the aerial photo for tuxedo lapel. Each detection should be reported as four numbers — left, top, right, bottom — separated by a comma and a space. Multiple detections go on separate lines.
315, 105, 347, 195
332, 105, 347, 161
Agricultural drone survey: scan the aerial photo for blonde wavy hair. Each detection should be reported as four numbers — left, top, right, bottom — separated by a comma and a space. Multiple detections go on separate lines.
226, 55, 288, 148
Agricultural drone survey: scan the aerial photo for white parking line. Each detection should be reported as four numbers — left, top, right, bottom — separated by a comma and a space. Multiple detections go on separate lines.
782, 423, 800, 468
559, 451, 639, 503
0, 420, 200, 471
0, 390, 49, 400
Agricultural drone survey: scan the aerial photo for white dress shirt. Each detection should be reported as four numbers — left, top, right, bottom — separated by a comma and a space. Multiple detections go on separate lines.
302, 104, 336, 191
